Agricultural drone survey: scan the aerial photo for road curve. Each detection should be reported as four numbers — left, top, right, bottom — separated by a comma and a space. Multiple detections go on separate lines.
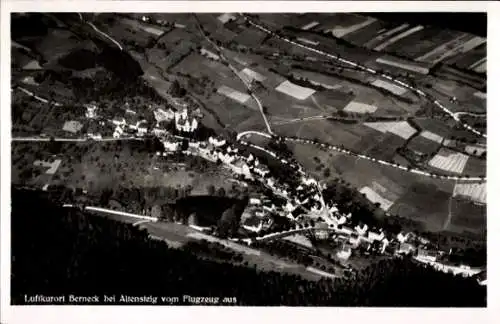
194, 16, 274, 135
78, 13, 123, 51
241, 15, 487, 139
238, 131, 486, 182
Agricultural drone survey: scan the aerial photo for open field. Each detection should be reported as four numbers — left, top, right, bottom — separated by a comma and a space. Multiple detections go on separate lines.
342, 20, 390, 46
11, 142, 241, 197
343, 101, 377, 113
371, 79, 407, 96
217, 85, 251, 104
384, 28, 461, 60
359, 186, 394, 211
448, 198, 486, 235
406, 135, 441, 156
364, 121, 417, 140
275, 80, 316, 100
453, 182, 486, 204
428, 148, 469, 174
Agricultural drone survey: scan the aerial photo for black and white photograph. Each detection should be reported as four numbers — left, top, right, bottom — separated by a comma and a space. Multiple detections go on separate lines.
1, 1, 497, 323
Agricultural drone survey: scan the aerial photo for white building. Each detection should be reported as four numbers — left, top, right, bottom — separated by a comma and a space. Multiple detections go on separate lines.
85, 104, 98, 119
367, 230, 385, 242
163, 141, 180, 152
153, 128, 167, 136
355, 224, 368, 236
336, 245, 352, 260
250, 198, 262, 205
113, 126, 124, 139
154, 108, 175, 123
209, 136, 226, 147
230, 159, 252, 178
112, 117, 126, 127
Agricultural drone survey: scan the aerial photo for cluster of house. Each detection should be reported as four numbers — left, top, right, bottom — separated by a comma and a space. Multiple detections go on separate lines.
152, 107, 199, 134
109, 103, 153, 138
139, 103, 486, 281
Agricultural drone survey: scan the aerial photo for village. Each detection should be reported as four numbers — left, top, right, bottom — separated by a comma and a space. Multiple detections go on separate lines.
76, 98, 485, 284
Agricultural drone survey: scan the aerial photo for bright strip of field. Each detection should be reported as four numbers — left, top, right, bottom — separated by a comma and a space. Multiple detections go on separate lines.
374, 25, 424, 51
200, 48, 220, 60
217, 13, 236, 24
359, 186, 394, 211
364, 121, 417, 140
186, 232, 262, 256
343, 101, 378, 113
282, 234, 314, 248
371, 79, 407, 95
473, 91, 487, 100
420, 130, 443, 144
302, 21, 320, 30
469, 57, 486, 70
217, 85, 251, 104
465, 146, 486, 156
305, 267, 337, 278
453, 182, 486, 204
415, 33, 469, 62
375, 57, 429, 74
33, 159, 62, 175
473, 61, 487, 73
297, 37, 320, 46
428, 150, 469, 174
240, 68, 267, 82
419, 35, 486, 65
364, 24, 409, 48
328, 17, 377, 38
275, 80, 316, 100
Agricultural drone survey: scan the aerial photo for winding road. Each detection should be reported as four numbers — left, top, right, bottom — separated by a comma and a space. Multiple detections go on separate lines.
237, 130, 485, 182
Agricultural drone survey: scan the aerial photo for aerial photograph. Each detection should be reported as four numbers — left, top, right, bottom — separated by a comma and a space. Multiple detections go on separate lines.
9, 12, 487, 306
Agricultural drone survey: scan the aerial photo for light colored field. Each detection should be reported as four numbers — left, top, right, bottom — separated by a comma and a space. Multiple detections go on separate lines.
471, 58, 487, 73
465, 145, 486, 156
187, 232, 262, 256
306, 267, 336, 278
302, 21, 320, 30
343, 101, 378, 113
415, 33, 469, 62
121, 18, 165, 36
359, 186, 394, 211
200, 48, 220, 60
453, 182, 486, 204
371, 79, 407, 95
418, 35, 486, 64
23, 60, 42, 70
473, 91, 487, 100
217, 85, 251, 104
33, 159, 62, 175
62, 120, 83, 134
364, 24, 409, 48
420, 130, 443, 144
282, 234, 314, 249
374, 25, 425, 51
375, 57, 429, 74
469, 57, 486, 70
141, 25, 165, 36
275, 80, 316, 100
328, 17, 377, 38
364, 121, 417, 140
428, 149, 469, 174
240, 67, 266, 82
217, 13, 236, 24
473, 61, 487, 73
297, 37, 320, 46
